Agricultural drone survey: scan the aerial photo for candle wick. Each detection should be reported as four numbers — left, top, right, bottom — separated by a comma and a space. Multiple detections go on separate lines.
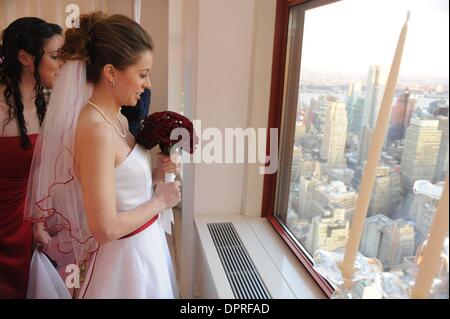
406, 11, 411, 23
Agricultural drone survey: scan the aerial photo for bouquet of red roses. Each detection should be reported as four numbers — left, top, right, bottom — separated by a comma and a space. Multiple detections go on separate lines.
136, 111, 197, 235
137, 111, 197, 155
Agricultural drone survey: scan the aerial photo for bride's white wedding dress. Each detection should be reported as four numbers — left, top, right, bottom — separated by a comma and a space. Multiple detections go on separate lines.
78, 144, 178, 299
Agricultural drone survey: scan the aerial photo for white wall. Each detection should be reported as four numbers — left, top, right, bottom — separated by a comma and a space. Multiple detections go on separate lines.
168, 0, 184, 112
242, 0, 277, 218
194, 0, 256, 216
178, 0, 276, 298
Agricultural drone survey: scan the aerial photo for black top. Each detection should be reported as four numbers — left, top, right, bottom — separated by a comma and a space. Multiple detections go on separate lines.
120, 88, 151, 137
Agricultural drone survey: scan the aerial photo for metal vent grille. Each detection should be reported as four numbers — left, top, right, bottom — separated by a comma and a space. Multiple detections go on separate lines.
207, 222, 271, 299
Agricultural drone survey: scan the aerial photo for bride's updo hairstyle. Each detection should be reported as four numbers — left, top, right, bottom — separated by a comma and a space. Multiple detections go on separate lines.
60, 11, 153, 84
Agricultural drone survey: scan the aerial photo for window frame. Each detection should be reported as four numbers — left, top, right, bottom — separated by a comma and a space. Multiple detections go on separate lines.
262, 0, 343, 298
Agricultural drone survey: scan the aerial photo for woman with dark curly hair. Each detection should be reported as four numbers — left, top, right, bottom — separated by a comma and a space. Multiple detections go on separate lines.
0, 17, 63, 298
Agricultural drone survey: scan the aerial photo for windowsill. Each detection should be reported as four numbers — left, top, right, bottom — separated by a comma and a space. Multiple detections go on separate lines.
194, 214, 326, 299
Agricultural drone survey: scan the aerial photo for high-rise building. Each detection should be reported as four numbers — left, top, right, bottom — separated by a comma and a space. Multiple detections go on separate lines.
378, 219, 415, 270
306, 204, 349, 254
295, 108, 307, 143
346, 81, 362, 125
362, 65, 387, 129
327, 167, 355, 188
368, 166, 402, 217
308, 180, 358, 222
346, 81, 363, 137
321, 101, 348, 168
297, 174, 322, 220
400, 118, 442, 192
313, 95, 338, 133
387, 89, 416, 145
410, 180, 445, 247
434, 116, 449, 182
348, 97, 365, 135
361, 214, 415, 270
297, 148, 322, 179
360, 214, 393, 259
358, 126, 373, 166
429, 99, 449, 117
346, 81, 362, 109
310, 98, 320, 133
291, 145, 302, 183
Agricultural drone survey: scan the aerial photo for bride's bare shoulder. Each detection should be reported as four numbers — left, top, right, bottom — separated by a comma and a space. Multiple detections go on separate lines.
74, 106, 115, 177
76, 105, 114, 143
78, 103, 98, 121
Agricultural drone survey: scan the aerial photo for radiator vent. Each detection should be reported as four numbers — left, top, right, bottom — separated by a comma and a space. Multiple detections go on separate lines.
207, 222, 271, 299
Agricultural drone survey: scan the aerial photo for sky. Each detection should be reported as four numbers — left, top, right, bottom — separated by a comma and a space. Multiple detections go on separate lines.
299, 0, 449, 80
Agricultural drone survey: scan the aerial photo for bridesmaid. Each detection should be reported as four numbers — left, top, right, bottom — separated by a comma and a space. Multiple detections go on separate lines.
0, 17, 63, 298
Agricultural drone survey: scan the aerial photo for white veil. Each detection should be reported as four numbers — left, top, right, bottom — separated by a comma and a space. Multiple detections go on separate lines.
25, 61, 97, 279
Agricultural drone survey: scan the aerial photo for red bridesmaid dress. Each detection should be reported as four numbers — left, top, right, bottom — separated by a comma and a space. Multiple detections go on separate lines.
0, 134, 38, 298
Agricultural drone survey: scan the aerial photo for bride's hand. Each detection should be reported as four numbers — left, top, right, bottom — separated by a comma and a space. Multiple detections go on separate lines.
32, 222, 51, 252
158, 152, 181, 175
154, 180, 181, 211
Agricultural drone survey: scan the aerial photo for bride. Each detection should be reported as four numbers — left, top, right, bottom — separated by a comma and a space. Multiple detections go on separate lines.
25, 12, 181, 298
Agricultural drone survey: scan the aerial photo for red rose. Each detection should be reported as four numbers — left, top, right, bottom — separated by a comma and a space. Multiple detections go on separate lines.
137, 111, 198, 155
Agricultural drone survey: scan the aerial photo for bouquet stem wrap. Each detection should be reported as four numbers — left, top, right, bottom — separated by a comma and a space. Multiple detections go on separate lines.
161, 172, 176, 235
137, 111, 197, 235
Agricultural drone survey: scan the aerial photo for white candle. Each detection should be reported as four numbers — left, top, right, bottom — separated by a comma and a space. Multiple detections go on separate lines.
411, 177, 449, 298
339, 13, 410, 284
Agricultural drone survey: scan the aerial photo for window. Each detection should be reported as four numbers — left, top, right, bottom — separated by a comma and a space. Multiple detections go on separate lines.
264, 0, 449, 297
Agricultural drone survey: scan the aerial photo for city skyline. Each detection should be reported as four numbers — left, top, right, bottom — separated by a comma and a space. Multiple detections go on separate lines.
283, 61, 448, 272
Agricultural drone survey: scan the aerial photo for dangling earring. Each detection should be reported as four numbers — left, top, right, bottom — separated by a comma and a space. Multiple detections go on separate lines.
110, 79, 116, 88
